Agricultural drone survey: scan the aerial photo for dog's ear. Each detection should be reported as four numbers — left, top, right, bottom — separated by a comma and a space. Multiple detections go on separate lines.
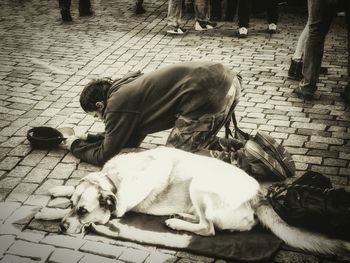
99, 190, 117, 212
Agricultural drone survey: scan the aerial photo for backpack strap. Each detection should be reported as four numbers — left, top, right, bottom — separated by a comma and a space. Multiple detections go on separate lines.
225, 111, 251, 141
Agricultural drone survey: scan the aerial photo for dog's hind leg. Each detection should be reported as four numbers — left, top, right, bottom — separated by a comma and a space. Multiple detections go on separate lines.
165, 186, 215, 236
165, 217, 215, 236
170, 213, 199, 223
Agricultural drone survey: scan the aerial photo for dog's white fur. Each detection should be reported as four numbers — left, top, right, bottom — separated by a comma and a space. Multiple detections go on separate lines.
62, 146, 350, 254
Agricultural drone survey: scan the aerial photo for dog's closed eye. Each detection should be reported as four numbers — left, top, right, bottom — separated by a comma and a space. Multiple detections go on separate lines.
77, 207, 89, 216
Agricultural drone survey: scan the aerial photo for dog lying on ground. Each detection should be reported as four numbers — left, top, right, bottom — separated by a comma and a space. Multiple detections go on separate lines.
60, 146, 350, 254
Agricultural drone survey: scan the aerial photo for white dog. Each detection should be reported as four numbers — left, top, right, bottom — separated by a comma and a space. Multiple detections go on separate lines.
60, 146, 350, 254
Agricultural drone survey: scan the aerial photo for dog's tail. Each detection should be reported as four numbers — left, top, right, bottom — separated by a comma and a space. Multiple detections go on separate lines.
253, 193, 350, 255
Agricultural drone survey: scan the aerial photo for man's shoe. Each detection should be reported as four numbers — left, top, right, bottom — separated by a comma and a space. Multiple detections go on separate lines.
244, 140, 287, 181
288, 59, 303, 80
341, 84, 350, 105
238, 27, 248, 38
61, 10, 73, 22
254, 131, 295, 178
135, 3, 146, 14
166, 26, 186, 35
294, 85, 316, 100
267, 23, 277, 34
195, 20, 217, 31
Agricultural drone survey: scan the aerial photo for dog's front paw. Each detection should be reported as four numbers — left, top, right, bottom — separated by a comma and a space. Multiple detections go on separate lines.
164, 218, 182, 231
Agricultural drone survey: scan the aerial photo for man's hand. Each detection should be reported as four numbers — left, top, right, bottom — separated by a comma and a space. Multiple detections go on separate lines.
61, 136, 79, 150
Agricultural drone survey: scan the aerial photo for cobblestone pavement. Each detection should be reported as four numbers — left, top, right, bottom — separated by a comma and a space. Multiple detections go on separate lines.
0, 0, 350, 262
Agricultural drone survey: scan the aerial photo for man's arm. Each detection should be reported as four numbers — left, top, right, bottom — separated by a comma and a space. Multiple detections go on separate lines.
70, 112, 141, 166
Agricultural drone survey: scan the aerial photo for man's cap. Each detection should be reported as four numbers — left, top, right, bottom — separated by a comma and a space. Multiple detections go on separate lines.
27, 126, 65, 150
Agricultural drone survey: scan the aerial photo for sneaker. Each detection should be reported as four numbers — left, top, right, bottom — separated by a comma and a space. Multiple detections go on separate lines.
254, 131, 295, 178
287, 59, 303, 80
244, 140, 287, 181
166, 26, 187, 35
238, 27, 248, 38
294, 85, 316, 100
195, 20, 217, 31
267, 23, 277, 34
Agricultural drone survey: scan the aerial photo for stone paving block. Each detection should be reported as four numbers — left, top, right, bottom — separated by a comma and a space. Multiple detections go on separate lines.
0, 235, 16, 255
37, 156, 61, 170
34, 179, 64, 195
4, 205, 39, 225
0, 189, 11, 202
6, 183, 38, 203
118, 247, 150, 263
0, 157, 21, 171
310, 136, 343, 145
23, 168, 50, 183
0, 224, 22, 236
49, 248, 84, 263
79, 253, 122, 263
144, 251, 178, 263
6, 166, 32, 178
80, 241, 123, 259
0, 202, 21, 221
0, 177, 21, 189
41, 234, 86, 250
293, 155, 322, 165
48, 197, 71, 209
48, 163, 76, 179
17, 229, 46, 243
24, 195, 50, 207
20, 152, 47, 167
28, 219, 59, 233
7, 240, 55, 261
0, 254, 33, 263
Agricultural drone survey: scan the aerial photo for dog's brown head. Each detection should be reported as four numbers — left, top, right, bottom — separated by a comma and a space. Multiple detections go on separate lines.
60, 172, 117, 234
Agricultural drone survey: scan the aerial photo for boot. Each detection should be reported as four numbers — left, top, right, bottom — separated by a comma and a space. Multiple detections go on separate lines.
59, 0, 72, 22
342, 83, 350, 105
287, 59, 303, 80
79, 0, 93, 16
135, 0, 146, 14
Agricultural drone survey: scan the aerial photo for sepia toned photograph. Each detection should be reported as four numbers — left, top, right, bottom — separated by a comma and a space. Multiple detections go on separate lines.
0, 0, 349, 262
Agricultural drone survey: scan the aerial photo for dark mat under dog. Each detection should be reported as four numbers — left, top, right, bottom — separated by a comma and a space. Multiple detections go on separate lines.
90, 212, 282, 262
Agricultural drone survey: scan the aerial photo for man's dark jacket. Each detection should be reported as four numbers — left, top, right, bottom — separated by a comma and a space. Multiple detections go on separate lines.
71, 61, 237, 165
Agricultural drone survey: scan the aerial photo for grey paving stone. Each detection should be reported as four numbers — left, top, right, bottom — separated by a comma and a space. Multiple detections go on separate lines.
118, 247, 150, 263
79, 254, 120, 263
49, 248, 84, 263
144, 251, 178, 263
7, 240, 55, 261
4, 205, 39, 225
41, 234, 86, 250
0, 254, 33, 263
48, 163, 76, 179
34, 179, 64, 195
79, 241, 123, 258
6, 183, 38, 202
0, 235, 15, 255
0, 202, 21, 221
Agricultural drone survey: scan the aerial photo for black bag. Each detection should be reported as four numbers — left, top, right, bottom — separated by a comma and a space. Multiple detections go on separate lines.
268, 171, 350, 241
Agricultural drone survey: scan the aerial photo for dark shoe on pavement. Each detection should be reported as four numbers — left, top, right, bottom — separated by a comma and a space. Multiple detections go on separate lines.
254, 131, 295, 178
61, 10, 73, 21
135, 3, 146, 14
195, 20, 217, 31
341, 84, 350, 105
79, 0, 93, 16
294, 85, 316, 100
244, 140, 287, 181
288, 59, 303, 80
